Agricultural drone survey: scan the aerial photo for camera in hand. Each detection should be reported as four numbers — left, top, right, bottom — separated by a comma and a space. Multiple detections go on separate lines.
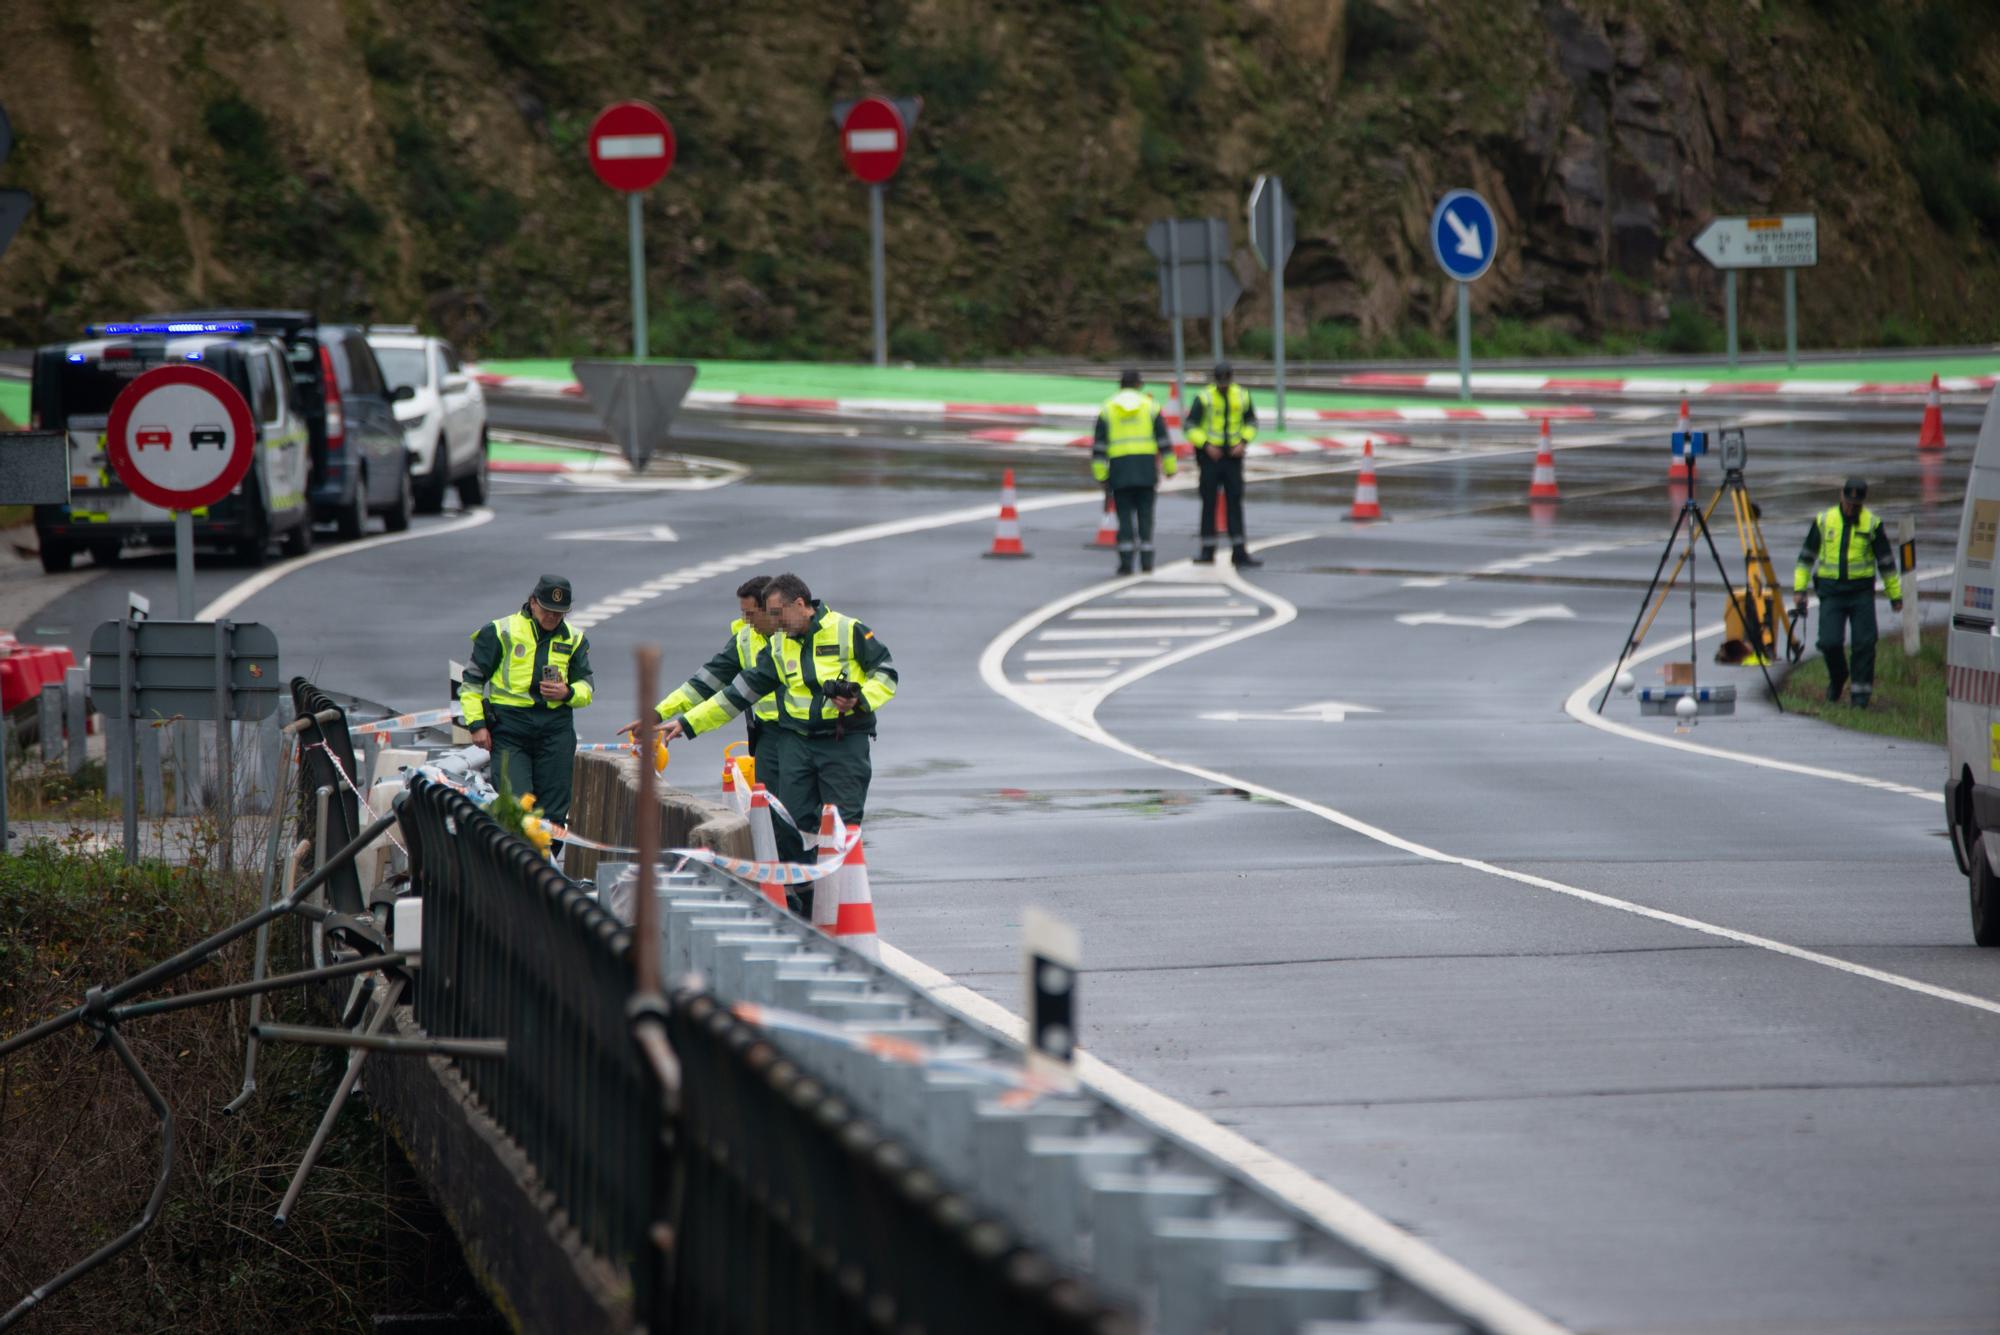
822, 679, 861, 703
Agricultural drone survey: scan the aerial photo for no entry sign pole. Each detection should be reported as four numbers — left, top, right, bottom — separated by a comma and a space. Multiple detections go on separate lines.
588, 101, 677, 363
839, 96, 910, 368
629, 194, 647, 361
870, 183, 887, 367
175, 511, 194, 617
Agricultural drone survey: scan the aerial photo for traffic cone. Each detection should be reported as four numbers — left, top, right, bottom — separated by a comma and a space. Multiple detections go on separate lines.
812, 804, 841, 930
748, 784, 784, 907
832, 826, 880, 961
1528, 418, 1560, 500
982, 467, 1032, 558
1669, 400, 1692, 479
1349, 439, 1382, 521
1919, 373, 1947, 451
1087, 495, 1118, 549
1212, 489, 1228, 535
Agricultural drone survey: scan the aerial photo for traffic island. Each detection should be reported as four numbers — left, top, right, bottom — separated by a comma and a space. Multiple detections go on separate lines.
1777, 624, 1944, 744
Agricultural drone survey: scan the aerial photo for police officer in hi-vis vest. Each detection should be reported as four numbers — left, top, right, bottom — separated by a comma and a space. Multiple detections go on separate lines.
1184, 362, 1261, 567
460, 574, 594, 825
659, 573, 898, 905
1091, 369, 1176, 575
1793, 477, 1902, 708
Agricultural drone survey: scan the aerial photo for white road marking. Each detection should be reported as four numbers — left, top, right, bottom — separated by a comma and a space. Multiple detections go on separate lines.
1115, 583, 1236, 598
1026, 667, 1117, 682
1022, 646, 1170, 661
1199, 700, 1380, 723
196, 507, 497, 621
1561, 569, 1952, 803
980, 545, 2000, 1034
1036, 625, 1238, 640
873, 940, 1571, 1335
548, 524, 679, 542
1397, 603, 1576, 630
1067, 604, 1259, 619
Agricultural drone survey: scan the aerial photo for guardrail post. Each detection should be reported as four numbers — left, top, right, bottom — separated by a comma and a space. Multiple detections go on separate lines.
1087, 1171, 1222, 1303
1151, 1216, 1295, 1335
38, 682, 61, 764
63, 666, 86, 776
140, 724, 165, 817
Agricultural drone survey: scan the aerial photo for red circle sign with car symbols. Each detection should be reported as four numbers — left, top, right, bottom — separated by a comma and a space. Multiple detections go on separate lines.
839, 96, 906, 184
104, 364, 256, 511
588, 101, 677, 193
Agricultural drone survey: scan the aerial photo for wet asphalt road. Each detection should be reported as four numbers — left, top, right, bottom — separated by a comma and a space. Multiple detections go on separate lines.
22, 388, 2000, 1333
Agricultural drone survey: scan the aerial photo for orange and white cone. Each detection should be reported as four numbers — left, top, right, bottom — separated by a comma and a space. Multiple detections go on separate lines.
811, 804, 841, 928
1349, 439, 1382, 521
983, 466, 1032, 558
748, 784, 785, 907
1919, 373, 1947, 451
1212, 489, 1229, 534
1087, 495, 1118, 549
831, 826, 880, 961
1668, 399, 1692, 479
1528, 418, 1560, 500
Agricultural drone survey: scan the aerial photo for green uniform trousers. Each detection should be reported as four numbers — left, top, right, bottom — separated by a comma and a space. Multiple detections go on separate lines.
488, 704, 577, 825
1815, 580, 1878, 703
765, 728, 873, 918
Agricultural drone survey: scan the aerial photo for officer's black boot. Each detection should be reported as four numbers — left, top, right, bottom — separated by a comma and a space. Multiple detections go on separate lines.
1825, 675, 1846, 703
1193, 546, 1216, 565
1851, 686, 1872, 710
1140, 551, 1155, 573
1232, 543, 1262, 568
1116, 558, 1135, 576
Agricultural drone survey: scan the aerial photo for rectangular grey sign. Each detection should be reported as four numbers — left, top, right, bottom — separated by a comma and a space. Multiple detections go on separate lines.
0, 431, 70, 505
88, 619, 281, 721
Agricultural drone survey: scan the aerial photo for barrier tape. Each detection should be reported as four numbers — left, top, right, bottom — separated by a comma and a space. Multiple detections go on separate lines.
729, 1001, 1055, 1108
305, 741, 410, 858
351, 706, 458, 737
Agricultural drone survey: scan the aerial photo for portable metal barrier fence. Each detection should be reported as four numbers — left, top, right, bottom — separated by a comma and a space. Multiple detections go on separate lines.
290, 677, 364, 917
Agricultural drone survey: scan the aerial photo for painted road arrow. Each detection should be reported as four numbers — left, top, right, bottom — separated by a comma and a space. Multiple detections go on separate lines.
1198, 700, 1382, 723
548, 523, 680, 542
1395, 603, 1575, 630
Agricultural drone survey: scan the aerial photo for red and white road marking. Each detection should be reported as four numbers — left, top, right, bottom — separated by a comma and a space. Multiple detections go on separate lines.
1340, 370, 1997, 398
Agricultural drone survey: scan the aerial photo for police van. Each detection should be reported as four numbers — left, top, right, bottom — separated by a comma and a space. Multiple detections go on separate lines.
29, 321, 314, 570
1944, 390, 2000, 944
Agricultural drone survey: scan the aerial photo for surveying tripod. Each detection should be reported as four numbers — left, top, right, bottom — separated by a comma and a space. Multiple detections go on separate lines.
1628, 428, 1804, 668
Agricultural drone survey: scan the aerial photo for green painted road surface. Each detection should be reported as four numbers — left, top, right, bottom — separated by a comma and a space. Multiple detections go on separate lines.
0, 379, 27, 425
473, 357, 1546, 414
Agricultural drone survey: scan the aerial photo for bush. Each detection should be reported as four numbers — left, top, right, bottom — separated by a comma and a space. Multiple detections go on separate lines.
1651, 301, 1723, 354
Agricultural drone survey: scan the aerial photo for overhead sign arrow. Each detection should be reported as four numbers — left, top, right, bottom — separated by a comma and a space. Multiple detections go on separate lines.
1198, 700, 1380, 723
548, 523, 679, 542
1395, 603, 1575, 630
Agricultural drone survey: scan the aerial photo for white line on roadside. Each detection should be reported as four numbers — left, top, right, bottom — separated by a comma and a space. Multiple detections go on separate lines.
1561, 567, 1954, 804
196, 507, 497, 622
1114, 583, 1236, 598
1022, 646, 1170, 662
1025, 668, 1117, 681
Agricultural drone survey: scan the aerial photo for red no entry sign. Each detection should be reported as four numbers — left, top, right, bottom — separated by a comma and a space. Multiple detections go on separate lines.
840, 96, 906, 184
104, 364, 256, 511
588, 101, 676, 193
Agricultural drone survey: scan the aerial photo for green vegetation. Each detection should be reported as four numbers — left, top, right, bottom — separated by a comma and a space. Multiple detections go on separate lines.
1778, 624, 1944, 745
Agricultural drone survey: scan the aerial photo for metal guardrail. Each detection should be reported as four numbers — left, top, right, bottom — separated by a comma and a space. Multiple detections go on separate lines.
395, 774, 1124, 1331
291, 677, 364, 917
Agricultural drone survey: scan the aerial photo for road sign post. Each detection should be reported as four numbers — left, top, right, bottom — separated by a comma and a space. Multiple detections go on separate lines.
1692, 215, 1817, 372
838, 96, 911, 368
1429, 190, 1498, 402
588, 101, 678, 362
1249, 176, 1296, 430
1147, 218, 1243, 411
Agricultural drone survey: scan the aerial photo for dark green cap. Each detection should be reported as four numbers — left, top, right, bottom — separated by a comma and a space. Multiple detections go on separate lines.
1842, 477, 1868, 500
531, 574, 573, 610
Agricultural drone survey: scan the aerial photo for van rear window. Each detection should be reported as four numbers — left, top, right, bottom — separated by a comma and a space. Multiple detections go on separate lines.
42, 349, 248, 423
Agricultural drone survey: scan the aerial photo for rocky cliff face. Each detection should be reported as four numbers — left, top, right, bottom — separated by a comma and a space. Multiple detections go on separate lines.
0, 0, 1994, 359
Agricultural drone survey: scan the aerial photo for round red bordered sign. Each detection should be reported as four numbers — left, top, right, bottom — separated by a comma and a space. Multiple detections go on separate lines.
104, 364, 257, 511
840, 96, 906, 184
588, 101, 677, 193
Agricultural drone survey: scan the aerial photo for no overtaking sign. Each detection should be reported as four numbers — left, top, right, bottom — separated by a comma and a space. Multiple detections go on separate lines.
105, 364, 255, 511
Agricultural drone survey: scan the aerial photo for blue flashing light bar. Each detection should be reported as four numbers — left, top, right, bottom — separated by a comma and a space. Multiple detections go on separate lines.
66, 353, 85, 363
185, 351, 203, 361
86, 321, 254, 336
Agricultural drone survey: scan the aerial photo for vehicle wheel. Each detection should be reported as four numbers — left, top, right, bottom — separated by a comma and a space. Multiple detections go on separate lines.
413, 459, 447, 516
90, 541, 122, 568
281, 514, 315, 558
383, 460, 413, 533
336, 475, 368, 542
1972, 836, 2000, 947
456, 432, 489, 507
40, 542, 72, 574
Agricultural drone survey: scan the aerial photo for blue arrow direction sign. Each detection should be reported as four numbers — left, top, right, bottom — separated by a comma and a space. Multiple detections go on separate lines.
1430, 189, 1497, 282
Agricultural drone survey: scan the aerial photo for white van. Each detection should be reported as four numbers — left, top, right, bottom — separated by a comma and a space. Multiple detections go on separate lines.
1946, 391, 2000, 944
